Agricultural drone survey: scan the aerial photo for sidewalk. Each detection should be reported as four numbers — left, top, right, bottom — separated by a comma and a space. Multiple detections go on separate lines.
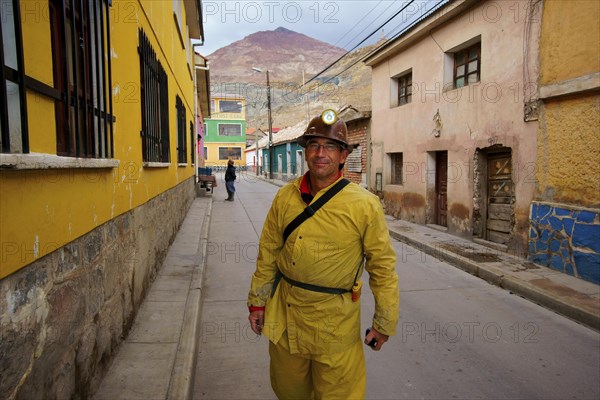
94, 196, 212, 400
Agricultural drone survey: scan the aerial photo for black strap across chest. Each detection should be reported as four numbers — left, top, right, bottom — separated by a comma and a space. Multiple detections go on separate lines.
283, 178, 350, 243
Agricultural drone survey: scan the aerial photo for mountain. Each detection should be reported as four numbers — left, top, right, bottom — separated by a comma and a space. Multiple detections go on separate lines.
205, 27, 377, 129
207, 27, 346, 84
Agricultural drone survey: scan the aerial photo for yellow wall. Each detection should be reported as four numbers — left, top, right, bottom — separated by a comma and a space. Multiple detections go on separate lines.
539, 0, 600, 85
0, 0, 197, 278
536, 0, 600, 208
537, 96, 600, 206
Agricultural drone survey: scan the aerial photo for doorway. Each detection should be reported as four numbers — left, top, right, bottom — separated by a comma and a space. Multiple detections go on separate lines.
296, 150, 304, 177
435, 151, 448, 227
485, 151, 514, 244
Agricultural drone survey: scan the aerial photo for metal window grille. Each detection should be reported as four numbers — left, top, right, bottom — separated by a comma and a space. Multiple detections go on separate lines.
139, 29, 169, 162
49, 0, 114, 158
1, 0, 29, 153
176, 95, 187, 164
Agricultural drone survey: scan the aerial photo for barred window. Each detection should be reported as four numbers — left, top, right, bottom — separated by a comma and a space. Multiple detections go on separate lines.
218, 124, 241, 136
139, 29, 169, 162
176, 95, 186, 163
49, 0, 114, 158
1, 0, 29, 153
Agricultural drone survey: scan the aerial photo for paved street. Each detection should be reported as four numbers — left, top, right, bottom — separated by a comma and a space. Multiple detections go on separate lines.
192, 172, 600, 400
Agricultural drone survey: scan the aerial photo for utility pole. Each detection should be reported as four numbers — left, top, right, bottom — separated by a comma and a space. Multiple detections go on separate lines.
266, 70, 273, 180
252, 67, 273, 180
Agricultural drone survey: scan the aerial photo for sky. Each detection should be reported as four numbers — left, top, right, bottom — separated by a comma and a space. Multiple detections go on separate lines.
198, 0, 447, 56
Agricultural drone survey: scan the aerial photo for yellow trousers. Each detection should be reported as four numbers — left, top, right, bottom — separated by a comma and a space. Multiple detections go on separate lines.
268, 333, 366, 400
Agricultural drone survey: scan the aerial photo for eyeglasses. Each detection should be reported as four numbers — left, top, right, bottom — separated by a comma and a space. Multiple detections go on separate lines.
306, 142, 342, 152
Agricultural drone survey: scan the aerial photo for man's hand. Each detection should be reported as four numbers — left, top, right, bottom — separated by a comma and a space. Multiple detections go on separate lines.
365, 327, 389, 351
249, 310, 265, 335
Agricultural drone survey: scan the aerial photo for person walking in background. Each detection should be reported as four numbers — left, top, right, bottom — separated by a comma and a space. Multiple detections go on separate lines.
247, 109, 399, 399
225, 159, 236, 201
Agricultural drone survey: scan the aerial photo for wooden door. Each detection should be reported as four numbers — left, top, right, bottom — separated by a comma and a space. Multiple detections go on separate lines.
486, 152, 514, 244
435, 151, 448, 227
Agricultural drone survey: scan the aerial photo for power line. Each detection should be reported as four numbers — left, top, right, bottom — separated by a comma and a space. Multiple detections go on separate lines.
329, 1, 386, 50
302, 0, 417, 88
302, 0, 449, 95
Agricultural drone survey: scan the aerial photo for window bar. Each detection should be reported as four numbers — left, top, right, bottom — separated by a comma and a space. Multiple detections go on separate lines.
138, 29, 145, 160
140, 30, 148, 161
58, 0, 71, 154
181, 99, 186, 163
176, 96, 180, 163
190, 121, 194, 164
149, 38, 156, 162
105, 0, 114, 157
160, 68, 168, 162
139, 30, 147, 161
0, 8, 9, 153
153, 50, 159, 162
182, 104, 186, 163
148, 33, 156, 162
69, 0, 80, 156
153, 49, 159, 162
80, 0, 91, 157
161, 68, 166, 162
92, 0, 102, 157
146, 36, 151, 162
146, 33, 153, 162
148, 36, 153, 162
12, 0, 29, 153
99, 0, 109, 158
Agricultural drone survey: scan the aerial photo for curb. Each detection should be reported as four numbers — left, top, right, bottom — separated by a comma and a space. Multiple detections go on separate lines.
166, 199, 213, 400
388, 229, 600, 332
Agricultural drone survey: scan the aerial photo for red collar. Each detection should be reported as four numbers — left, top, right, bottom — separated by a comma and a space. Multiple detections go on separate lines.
299, 171, 342, 204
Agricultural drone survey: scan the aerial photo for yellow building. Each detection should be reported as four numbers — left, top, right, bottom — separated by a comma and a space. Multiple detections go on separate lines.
0, 1, 210, 397
529, 0, 600, 283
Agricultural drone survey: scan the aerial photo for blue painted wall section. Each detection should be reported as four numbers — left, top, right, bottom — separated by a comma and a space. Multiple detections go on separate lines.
529, 202, 600, 284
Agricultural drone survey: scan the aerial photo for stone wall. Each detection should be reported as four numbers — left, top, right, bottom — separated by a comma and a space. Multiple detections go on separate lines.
0, 178, 195, 399
529, 201, 600, 284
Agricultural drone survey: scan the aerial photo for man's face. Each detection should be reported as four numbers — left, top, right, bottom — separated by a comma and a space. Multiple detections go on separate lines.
305, 138, 348, 182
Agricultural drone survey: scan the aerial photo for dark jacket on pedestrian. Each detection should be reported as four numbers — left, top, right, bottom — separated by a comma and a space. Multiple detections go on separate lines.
225, 164, 236, 182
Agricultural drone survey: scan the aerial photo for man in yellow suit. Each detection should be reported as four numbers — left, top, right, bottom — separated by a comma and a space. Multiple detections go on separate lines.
247, 110, 399, 399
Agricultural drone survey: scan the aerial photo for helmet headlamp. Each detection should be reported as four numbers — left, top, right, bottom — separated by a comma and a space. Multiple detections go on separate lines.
321, 109, 338, 125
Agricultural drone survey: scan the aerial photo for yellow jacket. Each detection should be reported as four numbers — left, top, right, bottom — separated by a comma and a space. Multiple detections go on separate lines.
248, 176, 398, 354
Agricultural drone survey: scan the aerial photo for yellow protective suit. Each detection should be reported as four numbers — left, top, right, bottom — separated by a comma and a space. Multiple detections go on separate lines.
248, 176, 399, 399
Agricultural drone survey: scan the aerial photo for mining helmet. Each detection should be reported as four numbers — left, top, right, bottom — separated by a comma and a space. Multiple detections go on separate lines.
298, 109, 353, 153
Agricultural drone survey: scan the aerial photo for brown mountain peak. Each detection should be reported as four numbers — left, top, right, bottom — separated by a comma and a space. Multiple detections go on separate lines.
208, 27, 345, 84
